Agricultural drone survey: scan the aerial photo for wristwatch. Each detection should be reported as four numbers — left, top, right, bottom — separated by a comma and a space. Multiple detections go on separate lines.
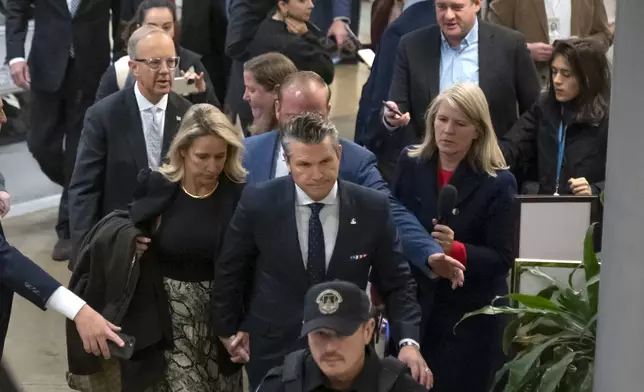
399, 340, 421, 351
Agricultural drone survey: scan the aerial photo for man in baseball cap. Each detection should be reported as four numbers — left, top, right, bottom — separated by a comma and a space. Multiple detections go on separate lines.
257, 281, 429, 392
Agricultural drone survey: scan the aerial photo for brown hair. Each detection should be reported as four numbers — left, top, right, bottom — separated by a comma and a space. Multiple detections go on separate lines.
243, 53, 298, 93
121, 0, 179, 47
548, 38, 611, 123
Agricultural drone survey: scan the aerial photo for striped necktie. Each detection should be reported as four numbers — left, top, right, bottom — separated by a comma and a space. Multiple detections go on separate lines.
69, 0, 81, 57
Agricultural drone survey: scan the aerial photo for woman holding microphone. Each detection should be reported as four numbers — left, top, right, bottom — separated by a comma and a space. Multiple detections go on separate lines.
393, 83, 517, 392
502, 38, 610, 196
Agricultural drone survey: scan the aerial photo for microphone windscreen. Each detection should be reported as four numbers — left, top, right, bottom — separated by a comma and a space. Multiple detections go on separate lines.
437, 184, 458, 224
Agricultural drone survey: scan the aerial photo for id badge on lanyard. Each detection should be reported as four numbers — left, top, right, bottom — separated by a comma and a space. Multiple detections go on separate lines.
554, 121, 567, 196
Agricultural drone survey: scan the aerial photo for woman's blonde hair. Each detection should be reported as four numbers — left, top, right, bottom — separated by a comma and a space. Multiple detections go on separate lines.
159, 104, 248, 183
407, 83, 508, 177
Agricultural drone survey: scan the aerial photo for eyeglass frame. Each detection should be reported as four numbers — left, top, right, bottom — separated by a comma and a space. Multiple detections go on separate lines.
132, 56, 180, 71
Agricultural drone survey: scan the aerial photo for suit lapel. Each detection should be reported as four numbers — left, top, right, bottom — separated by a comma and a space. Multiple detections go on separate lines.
477, 22, 496, 101
428, 30, 442, 100
570, 0, 583, 35
326, 181, 355, 278
162, 94, 183, 157
261, 131, 280, 181
448, 161, 485, 207
532, 0, 549, 40
124, 88, 149, 171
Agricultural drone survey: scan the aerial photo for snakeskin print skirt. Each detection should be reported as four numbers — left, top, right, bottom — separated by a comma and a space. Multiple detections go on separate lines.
147, 278, 243, 392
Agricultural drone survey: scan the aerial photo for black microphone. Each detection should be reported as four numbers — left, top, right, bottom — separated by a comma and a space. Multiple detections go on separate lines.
437, 184, 458, 225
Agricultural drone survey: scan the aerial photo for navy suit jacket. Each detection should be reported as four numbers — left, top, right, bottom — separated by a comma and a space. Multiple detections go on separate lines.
243, 131, 443, 270
355, 0, 436, 147
393, 150, 518, 323
212, 176, 421, 386
0, 234, 61, 358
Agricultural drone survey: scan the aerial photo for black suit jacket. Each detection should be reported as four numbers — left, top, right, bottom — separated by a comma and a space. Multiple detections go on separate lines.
388, 21, 540, 148
6, 0, 111, 93
212, 177, 421, 361
68, 86, 192, 252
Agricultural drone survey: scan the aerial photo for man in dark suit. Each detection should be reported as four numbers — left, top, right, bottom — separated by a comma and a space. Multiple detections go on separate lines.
6, 0, 112, 261
224, 0, 351, 131
68, 26, 192, 263
213, 113, 433, 391
354, 0, 435, 151
244, 71, 460, 285
378, 0, 540, 181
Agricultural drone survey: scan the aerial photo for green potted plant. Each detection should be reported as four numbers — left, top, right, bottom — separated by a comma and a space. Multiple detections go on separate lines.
458, 224, 600, 392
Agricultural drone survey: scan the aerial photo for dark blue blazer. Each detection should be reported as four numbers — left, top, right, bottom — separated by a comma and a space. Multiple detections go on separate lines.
212, 176, 421, 387
243, 130, 442, 268
0, 234, 61, 358
392, 150, 517, 391
354, 1, 436, 147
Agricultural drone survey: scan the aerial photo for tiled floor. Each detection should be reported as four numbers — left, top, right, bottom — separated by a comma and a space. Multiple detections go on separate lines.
0, 60, 370, 391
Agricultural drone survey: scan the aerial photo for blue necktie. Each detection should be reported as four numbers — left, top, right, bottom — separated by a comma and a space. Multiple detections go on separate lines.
307, 203, 326, 285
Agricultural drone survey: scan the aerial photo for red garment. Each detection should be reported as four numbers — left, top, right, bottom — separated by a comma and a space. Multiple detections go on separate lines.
437, 169, 467, 266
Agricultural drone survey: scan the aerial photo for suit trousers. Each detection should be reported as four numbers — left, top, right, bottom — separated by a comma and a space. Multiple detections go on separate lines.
27, 58, 97, 239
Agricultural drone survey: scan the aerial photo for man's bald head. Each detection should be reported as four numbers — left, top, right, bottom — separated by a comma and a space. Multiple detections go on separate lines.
276, 71, 332, 126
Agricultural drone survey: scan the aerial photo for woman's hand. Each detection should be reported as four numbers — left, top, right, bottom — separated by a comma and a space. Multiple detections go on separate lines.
181, 70, 206, 93
432, 219, 454, 254
285, 17, 308, 35
135, 236, 151, 258
569, 177, 592, 196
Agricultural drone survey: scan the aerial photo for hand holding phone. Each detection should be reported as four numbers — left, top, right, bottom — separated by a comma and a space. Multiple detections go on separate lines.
108, 332, 136, 359
382, 101, 410, 128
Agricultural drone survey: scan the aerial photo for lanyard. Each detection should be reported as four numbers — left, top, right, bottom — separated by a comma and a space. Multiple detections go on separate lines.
554, 121, 567, 195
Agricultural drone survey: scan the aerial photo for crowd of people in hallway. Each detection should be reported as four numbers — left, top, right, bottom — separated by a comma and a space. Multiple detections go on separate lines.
0, 0, 615, 391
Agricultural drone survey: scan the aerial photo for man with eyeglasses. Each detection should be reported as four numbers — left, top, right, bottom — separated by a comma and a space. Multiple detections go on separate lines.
68, 25, 192, 265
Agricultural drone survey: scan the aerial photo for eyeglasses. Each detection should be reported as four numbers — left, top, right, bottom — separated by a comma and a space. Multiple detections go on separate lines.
133, 56, 180, 70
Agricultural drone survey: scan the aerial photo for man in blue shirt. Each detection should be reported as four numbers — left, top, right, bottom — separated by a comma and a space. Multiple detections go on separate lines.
379, 0, 540, 181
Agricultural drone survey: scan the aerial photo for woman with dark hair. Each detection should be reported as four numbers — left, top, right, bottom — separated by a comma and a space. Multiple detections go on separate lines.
95, 0, 220, 107
246, 0, 335, 85
502, 38, 610, 196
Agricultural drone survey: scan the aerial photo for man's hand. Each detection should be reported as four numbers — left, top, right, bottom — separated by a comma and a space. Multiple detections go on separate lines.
10, 61, 30, 89
327, 19, 348, 46
181, 70, 207, 93
398, 345, 433, 389
74, 304, 124, 359
220, 331, 250, 363
527, 42, 553, 62
0, 191, 11, 218
569, 177, 592, 196
431, 219, 454, 254
428, 253, 465, 289
383, 101, 411, 128
135, 236, 151, 258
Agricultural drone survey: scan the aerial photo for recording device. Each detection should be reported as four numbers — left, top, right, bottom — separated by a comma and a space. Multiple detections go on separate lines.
172, 76, 199, 96
108, 332, 136, 360
437, 184, 458, 225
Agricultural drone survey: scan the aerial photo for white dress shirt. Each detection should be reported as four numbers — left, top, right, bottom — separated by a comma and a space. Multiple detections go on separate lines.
45, 286, 86, 321
294, 182, 339, 269
275, 144, 290, 179
134, 82, 168, 168
545, 0, 572, 42
10, 0, 80, 65
293, 182, 420, 349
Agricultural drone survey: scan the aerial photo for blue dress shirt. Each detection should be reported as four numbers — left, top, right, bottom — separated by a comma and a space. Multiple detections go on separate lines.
439, 19, 480, 92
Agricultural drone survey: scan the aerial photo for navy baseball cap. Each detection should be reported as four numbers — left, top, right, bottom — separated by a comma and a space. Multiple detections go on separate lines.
301, 281, 371, 337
